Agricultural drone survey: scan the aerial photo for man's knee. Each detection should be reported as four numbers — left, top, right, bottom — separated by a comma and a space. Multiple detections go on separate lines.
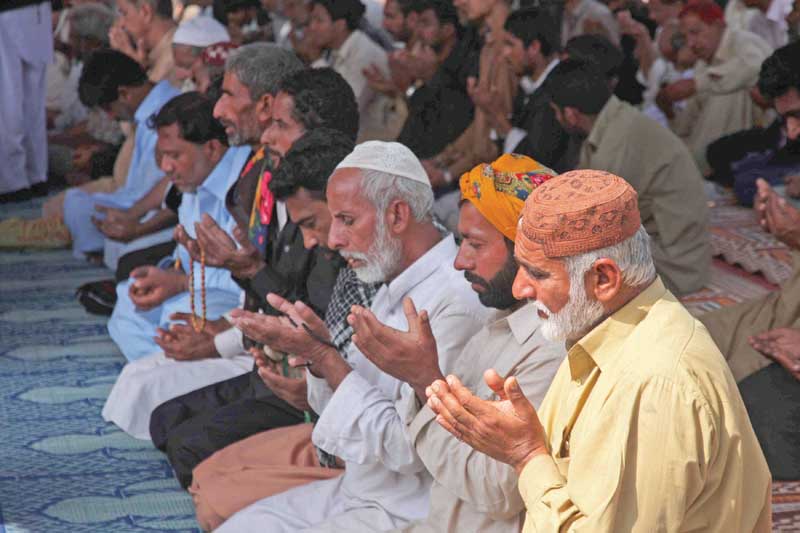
150, 397, 191, 451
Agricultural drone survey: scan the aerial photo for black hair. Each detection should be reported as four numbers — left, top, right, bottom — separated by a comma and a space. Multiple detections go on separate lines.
148, 92, 229, 145
414, 0, 459, 28
544, 58, 611, 114
564, 34, 622, 81
311, 0, 365, 30
504, 7, 560, 57
276, 68, 360, 142
758, 41, 800, 100
150, 0, 174, 19
269, 127, 355, 200
78, 48, 148, 109
400, 0, 423, 15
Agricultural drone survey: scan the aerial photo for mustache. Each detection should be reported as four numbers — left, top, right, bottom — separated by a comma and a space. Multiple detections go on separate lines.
340, 250, 369, 261
463, 271, 489, 289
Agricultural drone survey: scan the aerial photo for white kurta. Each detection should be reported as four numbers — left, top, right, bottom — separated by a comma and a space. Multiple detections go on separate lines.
217, 235, 489, 532
0, 2, 53, 194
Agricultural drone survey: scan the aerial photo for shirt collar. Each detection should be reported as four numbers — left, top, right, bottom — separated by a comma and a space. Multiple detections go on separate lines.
767, 0, 793, 22
200, 146, 250, 202
585, 94, 623, 152
134, 79, 178, 126
504, 301, 542, 345
332, 29, 361, 64
567, 277, 666, 379
712, 27, 735, 65
383, 234, 458, 310
529, 58, 560, 93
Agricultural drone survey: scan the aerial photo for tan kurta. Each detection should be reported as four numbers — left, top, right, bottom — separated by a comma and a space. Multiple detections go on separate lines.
578, 95, 711, 295
671, 28, 771, 174
395, 303, 565, 533
519, 278, 772, 533
326, 30, 405, 143
700, 250, 800, 382
436, 29, 517, 178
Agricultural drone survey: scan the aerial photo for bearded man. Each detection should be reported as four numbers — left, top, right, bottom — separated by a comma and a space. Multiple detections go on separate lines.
428, 170, 772, 532
215, 141, 487, 532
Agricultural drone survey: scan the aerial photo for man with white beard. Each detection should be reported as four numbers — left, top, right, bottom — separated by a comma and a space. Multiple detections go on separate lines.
428, 170, 773, 533
215, 140, 488, 532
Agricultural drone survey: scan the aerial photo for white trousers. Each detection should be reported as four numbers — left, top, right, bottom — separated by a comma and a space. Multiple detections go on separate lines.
102, 351, 253, 440
0, 6, 50, 194
217, 475, 400, 533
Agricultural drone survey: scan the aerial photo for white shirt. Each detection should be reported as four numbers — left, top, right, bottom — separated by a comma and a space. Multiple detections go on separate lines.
307, 235, 488, 524
748, 0, 793, 49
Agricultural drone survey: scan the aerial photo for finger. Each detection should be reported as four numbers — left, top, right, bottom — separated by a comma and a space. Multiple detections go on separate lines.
401, 297, 420, 333
130, 266, 150, 279
294, 300, 327, 331
483, 369, 507, 399
429, 391, 470, 436
169, 312, 195, 323
446, 375, 490, 420
504, 376, 537, 420
434, 412, 463, 441
232, 224, 250, 248
266, 293, 297, 319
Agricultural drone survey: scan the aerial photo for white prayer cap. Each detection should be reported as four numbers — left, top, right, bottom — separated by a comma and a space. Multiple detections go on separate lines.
335, 141, 431, 187
173, 16, 231, 48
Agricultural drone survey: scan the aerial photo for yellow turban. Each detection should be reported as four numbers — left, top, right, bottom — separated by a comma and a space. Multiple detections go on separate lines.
459, 153, 558, 241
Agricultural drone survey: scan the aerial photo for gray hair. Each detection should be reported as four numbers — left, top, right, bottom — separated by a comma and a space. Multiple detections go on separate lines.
225, 43, 303, 101
70, 3, 114, 43
564, 225, 657, 288
360, 168, 434, 222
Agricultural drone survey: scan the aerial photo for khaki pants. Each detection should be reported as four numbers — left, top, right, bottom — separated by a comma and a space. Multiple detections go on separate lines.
700, 251, 800, 382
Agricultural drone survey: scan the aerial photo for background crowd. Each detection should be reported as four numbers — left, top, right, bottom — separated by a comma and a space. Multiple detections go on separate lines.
0, 0, 799, 530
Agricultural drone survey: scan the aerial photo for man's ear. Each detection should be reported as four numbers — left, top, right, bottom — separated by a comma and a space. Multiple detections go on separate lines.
526, 39, 542, 61
139, 1, 154, 24
255, 93, 275, 125
333, 18, 348, 35
203, 139, 227, 163
564, 106, 581, 127
588, 258, 623, 306
442, 22, 457, 41
386, 199, 412, 236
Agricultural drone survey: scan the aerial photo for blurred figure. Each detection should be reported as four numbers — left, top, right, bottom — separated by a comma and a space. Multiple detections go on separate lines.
0, 0, 53, 202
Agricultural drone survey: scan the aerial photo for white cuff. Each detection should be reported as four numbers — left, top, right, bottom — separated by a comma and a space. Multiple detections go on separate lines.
214, 327, 246, 359
503, 128, 528, 154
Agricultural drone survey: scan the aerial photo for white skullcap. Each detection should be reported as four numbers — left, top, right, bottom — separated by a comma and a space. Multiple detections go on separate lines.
335, 141, 431, 187
173, 16, 231, 48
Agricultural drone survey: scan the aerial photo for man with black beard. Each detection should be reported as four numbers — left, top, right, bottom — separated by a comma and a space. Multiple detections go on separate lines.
346, 154, 566, 533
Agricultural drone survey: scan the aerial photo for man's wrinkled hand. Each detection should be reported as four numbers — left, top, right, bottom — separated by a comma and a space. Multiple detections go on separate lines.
749, 328, 800, 381
349, 297, 442, 399
128, 266, 187, 311
155, 317, 222, 361
194, 215, 263, 279
252, 347, 311, 411
427, 370, 548, 474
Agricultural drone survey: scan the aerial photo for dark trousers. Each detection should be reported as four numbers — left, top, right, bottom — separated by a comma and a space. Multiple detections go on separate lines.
149, 369, 304, 489
739, 363, 800, 480
115, 240, 177, 282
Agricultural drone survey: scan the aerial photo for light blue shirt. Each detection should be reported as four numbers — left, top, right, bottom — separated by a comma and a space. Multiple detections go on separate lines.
174, 145, 251, 296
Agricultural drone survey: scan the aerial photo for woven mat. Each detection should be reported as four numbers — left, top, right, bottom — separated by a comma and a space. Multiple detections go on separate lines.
708, 187, 794, 285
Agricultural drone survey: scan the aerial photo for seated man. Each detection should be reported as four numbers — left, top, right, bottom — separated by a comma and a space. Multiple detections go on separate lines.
190, 127, 376, 531
147, 64, 361, 488
308, 0, 404, 142
659, 0, 772, 174
492, 8, 574, 172
189, 154, 565, 531
428, 170, 772, 532
216, 141, 487, 532
105, 92, 248, 363
705, 41, 800, 206
62, 49, 181, 259
700, 178, 800, 479
545, 59, 711, 295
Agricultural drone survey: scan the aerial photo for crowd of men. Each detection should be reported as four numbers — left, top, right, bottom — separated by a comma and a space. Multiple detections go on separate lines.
1, 0, 799, 530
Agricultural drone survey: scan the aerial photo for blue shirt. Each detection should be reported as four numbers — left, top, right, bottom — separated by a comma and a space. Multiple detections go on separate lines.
175, 145, 251, 297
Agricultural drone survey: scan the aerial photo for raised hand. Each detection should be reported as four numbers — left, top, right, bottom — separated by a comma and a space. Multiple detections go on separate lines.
252, 347, 311, 411
349, 297, 442, 399
758, 179, 800, 250
749, 328, 800, 381
193, 215, 263, 279
427, 370, 548, 474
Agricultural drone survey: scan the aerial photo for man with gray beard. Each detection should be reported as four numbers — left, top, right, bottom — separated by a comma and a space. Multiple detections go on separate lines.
217, 141, 488, 532
429, 170, 771, 533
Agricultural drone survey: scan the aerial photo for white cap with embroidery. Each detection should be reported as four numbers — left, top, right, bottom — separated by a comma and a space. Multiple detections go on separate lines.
335, 141, 431, 187
173, 16, 231, 48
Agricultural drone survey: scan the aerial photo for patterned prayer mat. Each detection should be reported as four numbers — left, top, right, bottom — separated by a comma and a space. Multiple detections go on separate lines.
0, 197, 200, 533
708, 186, 794, 285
